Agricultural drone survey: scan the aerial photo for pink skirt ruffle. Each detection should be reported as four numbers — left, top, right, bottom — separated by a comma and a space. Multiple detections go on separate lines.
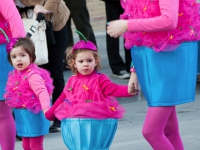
55, 97, 126, 120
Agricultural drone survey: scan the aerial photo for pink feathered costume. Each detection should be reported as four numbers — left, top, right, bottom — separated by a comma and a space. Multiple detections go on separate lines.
120, 0, 200, 52
54, 71, 131, 120
4, 63, 54, 114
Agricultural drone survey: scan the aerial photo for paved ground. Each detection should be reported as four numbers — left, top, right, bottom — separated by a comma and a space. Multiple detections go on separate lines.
15, 34, 200, 150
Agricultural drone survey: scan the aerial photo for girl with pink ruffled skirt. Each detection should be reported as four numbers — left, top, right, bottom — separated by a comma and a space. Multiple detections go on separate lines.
45, 31, 138, 150
4, 37, 54, 150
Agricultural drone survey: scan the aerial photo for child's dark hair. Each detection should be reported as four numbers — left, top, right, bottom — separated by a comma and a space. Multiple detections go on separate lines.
66, 47, 101, 74
7, 37, 36, 64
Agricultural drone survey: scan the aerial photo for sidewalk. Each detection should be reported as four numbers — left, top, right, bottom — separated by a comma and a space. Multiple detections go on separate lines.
15, 34, 200, 150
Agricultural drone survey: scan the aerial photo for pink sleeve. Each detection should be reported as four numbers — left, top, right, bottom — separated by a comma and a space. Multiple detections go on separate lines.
127, 0, 179, 32
99, 74, 132, 97
29, 74, 51, 111
0, 0, 25, 38
45, 92, 65, 121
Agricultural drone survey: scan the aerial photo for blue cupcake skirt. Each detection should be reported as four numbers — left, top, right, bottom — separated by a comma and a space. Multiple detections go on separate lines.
61, 118, 118, 150
13, 109, 50, 137
0, 44, 13, 100
197, 41, 200, 74
131, 42, 198, 106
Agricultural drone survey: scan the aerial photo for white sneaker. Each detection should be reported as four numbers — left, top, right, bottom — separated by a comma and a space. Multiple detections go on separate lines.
113, 70, 130, 79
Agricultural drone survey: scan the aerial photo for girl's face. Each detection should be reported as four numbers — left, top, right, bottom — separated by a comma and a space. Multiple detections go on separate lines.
10, 46, 31, 71
74, 51, 97, 76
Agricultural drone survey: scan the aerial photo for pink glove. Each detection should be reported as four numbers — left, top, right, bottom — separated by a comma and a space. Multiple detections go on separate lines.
44, 92, 66, 120
45, 108, 55, 121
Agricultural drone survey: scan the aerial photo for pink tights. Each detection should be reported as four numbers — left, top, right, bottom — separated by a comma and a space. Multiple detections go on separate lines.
0, 101, 16, 150
22, 136, 44, 150
142, 106, 184, 150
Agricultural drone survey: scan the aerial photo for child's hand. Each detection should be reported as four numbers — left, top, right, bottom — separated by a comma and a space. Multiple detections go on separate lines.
107, 20, 128, 38
128, 84, 139, 95
44, 108, 55, 121
128, 72, 139, 95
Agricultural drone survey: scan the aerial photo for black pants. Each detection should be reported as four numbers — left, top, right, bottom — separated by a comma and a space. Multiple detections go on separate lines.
105, 1, 132, 73
40, 24, 68, 126
64, 0, 96, 46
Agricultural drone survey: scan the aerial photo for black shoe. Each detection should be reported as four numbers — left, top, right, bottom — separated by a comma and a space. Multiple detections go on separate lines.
113, 70, 130, 79
16, 135, 22, 141
49, 119, 61, 133
49, 126, 61, 133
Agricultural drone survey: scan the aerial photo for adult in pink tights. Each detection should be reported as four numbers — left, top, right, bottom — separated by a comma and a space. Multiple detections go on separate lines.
0, 0, 25, 149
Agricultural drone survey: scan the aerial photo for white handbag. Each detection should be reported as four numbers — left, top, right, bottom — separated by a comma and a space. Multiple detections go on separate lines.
22, 13, 48, 66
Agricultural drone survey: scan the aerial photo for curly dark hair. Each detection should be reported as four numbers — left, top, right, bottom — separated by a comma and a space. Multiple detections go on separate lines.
66, 47, 101, 74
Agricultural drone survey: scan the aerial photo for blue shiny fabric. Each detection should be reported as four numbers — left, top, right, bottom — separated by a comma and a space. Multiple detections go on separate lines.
61, 118, 118, 150
13, 109, 50, 137
0, 44, 13, 100
131, 42, 198, 106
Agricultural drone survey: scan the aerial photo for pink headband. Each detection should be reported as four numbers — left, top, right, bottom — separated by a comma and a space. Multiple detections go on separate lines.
72, 40, 97, 52
72, 30, 97, 52
6, 38, 18, 53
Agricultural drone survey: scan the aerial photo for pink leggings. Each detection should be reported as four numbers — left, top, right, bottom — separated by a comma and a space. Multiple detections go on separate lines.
22, 136, 44, 150
142, 106, 184, 150
0, 101, 16, 150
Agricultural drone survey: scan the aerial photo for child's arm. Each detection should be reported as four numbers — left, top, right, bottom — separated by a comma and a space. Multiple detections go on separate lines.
127, 0, 179, 32
99, 74, 138, 97
45, 92, 66, 121
107, 0, 179, 37
29, 74, 51, 112
0, 0, 26, 38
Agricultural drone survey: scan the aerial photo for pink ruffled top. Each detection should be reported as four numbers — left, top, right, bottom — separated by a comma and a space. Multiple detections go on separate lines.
55, 72, 132, 120
4, 64, 54, 114
120, 0, 200, 52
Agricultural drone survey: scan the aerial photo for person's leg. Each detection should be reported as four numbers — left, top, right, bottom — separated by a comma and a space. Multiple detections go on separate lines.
40, 24, 68, 130
142, 106, 175, 150
0, 101, 16, 150
65, 0, 97, 45
63, 16, 74, 70
29, 136, 44, 150
124, 41, 132, 72
164, 107, 184, 150
105, 2, 128, 75
22, 137, 31, 150
66, 16, 74, 47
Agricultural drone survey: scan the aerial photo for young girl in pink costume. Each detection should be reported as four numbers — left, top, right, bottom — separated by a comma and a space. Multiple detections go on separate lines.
107, 0, 200, 150
0, 0, 25, 149
45, 31, 137, 150
4, 37, 54, 150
